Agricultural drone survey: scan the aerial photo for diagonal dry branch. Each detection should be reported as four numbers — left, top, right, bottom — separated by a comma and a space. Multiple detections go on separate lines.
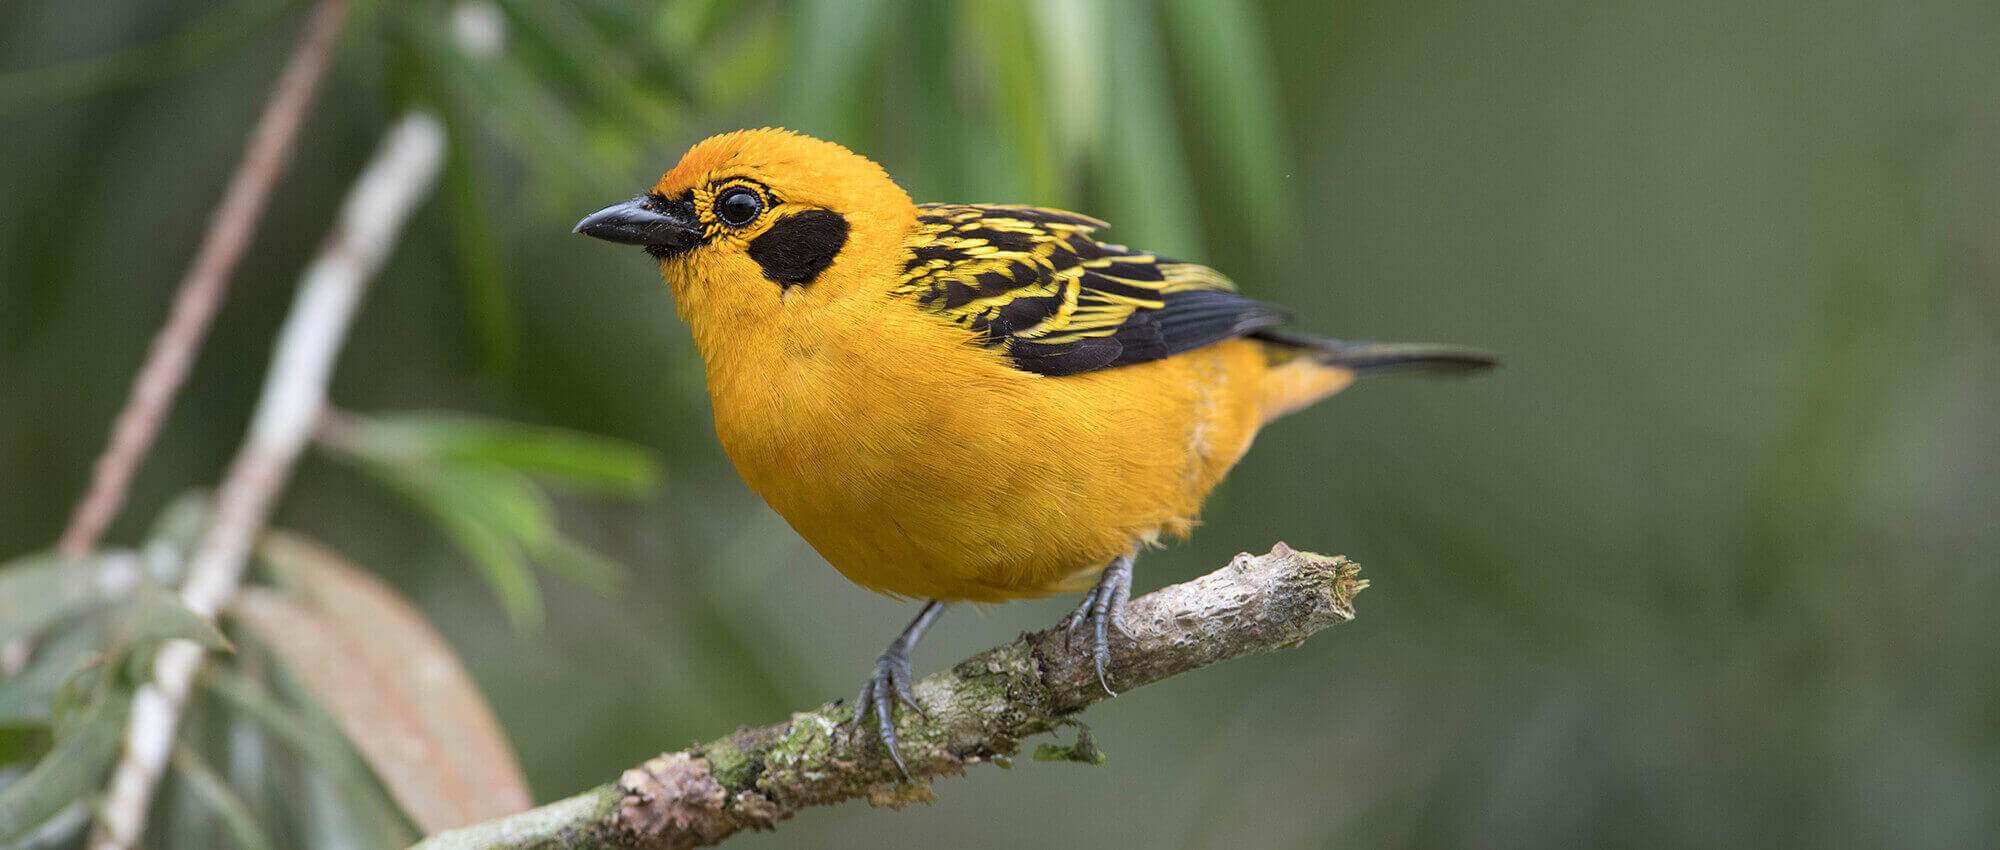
90, 111, 449, 850
57, 0, 354, 562
410, 543, 1366, 850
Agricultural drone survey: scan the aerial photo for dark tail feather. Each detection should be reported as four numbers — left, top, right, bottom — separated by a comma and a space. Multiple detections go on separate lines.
1250, 329, 1499, 375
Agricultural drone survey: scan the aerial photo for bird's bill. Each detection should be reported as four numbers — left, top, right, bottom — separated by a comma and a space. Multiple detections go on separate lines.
573, 196, 701, 252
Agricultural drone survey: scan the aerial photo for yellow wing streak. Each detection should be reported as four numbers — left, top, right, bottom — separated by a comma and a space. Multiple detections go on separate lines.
894, 204, 1284, 376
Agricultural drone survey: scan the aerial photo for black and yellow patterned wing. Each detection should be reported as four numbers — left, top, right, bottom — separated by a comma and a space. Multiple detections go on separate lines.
894, 204, 1289, 376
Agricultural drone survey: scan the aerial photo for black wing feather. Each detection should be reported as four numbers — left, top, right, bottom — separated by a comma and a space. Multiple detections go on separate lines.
895, 204, 1289, 377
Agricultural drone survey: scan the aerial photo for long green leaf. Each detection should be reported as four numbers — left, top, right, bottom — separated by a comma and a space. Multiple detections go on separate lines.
0, 682, 129, 845
0, 551, 141, 647
0, 625, 101, 727
370, 464, 546, 629
1160, 0, 1295, 248
0, 724, 54, 769
1094, 0, 1199, 255
537, 537, 626, 594
200, 667, 418, 847
111, 579, 231, 658
0, 556, 66, 647
1028, 0, 1107, 180
439, 115, 521, 378
965, 0, 1063, 203
489, 0, 680, 136
236, 535, 534, 830
0, 0, 297, 116
401, 4, 617, 204
779, 0, 893, 142
343, 413, 660, 494
172, 744, 278, 850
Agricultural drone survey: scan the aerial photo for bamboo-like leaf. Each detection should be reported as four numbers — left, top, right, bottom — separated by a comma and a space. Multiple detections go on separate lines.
904, 2, 969, 201
439, 114, 521, 378
0, 678, 129, 845
1159, 0, 1295, 247
428, 463, 554, 553
0, 724, 53, 768
1093, 0, 1199, 255
352, 460, 546, 628
536, 537, 626, 594
142, 491, 215, 586
778, 0, 893, 142
0, 0, 296, 116
1028, 0, 1107, 179
171, 743, 277, 850
0, 626, 101, 727
200, 667, 418, 848
324, 413, 653, 622
240, 532, 534, 832
964, 0, 1063, 203
400, 3, 618, 204
0, 555, 65, 647
574, 1, 697, 99
0, 550, 141, 647
110, 578, 231, 657
677, 2, 784, 107
341, 413, 660, 494
489, 0, 680, 136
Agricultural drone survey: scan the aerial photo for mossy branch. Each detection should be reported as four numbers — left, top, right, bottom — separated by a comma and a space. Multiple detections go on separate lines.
410, 543, 1367, 850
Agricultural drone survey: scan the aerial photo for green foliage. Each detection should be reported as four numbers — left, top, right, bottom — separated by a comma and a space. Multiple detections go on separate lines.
0, 666, 130, 845
767, 0, 1294, 254
0, 0, 299, 116
170, 744, 278, 850
3, 0, 1997, 847
322, 412, 656, 627
0, 545, 227, 842
200, 666, 419, 848
0, 555, 69, 648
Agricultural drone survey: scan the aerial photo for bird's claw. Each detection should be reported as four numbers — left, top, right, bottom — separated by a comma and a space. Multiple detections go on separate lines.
1060, 555, 1134, 696
848, 646, 923, 779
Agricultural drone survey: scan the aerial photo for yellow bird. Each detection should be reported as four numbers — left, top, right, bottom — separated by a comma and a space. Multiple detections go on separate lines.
576, 128, 1493, 773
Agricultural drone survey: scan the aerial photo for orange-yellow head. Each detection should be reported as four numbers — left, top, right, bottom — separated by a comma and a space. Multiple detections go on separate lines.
575, 129, 919, 329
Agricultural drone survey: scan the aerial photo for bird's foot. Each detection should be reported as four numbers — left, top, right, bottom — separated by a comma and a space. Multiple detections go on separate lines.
1059, 554, 1134, 696
846, 600, 944, 780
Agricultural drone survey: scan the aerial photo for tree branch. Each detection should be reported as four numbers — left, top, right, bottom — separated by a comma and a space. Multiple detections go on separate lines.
410, 543, 1366, 850
89, 111, 448, 850
56, 0, 353, 562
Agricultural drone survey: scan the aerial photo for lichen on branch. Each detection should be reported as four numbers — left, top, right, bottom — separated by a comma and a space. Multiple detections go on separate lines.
411, 543, 1366, 850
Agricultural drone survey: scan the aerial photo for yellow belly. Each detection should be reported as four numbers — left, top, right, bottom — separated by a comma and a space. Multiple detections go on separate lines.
700, 308, 1348, 602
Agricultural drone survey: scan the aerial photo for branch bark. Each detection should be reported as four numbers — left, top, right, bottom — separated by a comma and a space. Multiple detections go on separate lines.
410, 543, 1366, 850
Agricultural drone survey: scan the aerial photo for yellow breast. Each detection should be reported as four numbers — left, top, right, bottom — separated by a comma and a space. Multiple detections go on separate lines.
691, 287, 1344, 601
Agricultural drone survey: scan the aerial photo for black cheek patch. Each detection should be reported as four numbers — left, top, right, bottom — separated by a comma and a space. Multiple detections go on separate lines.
746, 210, 850, 286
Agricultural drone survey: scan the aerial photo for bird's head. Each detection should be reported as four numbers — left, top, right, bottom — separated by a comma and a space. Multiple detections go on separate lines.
575, 129, 918, 324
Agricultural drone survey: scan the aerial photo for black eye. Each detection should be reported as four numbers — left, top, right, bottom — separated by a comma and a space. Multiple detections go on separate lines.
716, 187, 763, 227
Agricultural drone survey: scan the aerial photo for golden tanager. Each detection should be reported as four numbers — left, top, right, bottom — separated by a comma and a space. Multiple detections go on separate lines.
576, 128, 1494, 774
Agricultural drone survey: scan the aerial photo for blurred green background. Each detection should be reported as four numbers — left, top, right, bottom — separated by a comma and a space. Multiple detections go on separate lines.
4, 0, 1998, 847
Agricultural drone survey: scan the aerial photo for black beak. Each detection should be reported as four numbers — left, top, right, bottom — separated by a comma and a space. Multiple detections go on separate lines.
574, 195, 702, 253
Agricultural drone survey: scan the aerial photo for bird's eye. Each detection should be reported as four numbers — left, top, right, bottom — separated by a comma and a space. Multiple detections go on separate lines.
715, 187, 763, 227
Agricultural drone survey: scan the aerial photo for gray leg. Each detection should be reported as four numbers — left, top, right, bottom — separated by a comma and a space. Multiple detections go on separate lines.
1061, 554, 1135, 695
847, 599, 946, 778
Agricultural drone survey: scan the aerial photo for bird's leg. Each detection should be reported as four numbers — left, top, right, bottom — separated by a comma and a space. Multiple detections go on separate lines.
847, 599, 946, 779
1060, 553, 1135, 695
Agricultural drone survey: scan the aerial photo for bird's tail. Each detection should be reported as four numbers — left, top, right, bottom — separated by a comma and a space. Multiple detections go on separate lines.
1250, 329, 1499, 376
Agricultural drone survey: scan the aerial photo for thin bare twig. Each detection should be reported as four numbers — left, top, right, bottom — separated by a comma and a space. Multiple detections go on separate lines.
90, 111, 448, 850
55, 0, 353, 561
410, 544, 1367, 850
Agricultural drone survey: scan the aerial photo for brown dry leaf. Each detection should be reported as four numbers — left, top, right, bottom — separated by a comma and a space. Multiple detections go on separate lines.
231, 531, 533, 832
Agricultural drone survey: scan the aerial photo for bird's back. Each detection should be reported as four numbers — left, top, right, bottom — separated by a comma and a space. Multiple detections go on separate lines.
618, 147, 1487, 601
